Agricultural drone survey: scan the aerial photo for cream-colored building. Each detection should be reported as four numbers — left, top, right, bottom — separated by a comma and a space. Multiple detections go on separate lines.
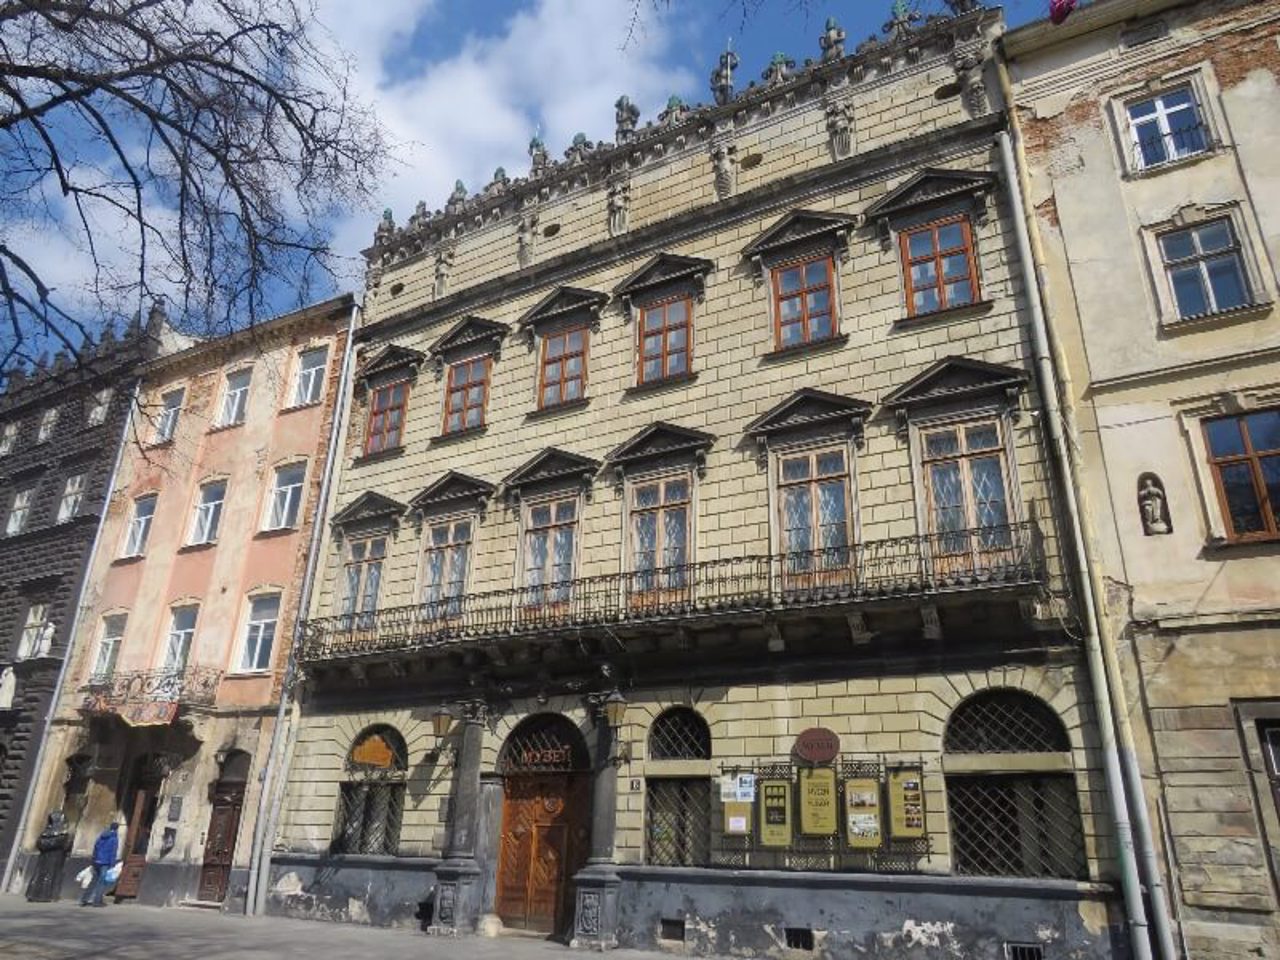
265, 6, 1137, 958
1005, 1, 1280, 958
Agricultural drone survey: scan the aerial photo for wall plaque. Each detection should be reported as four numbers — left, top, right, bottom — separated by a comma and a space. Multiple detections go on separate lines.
793, 727, 840, 764
798, 766, 838, 835
888, 766, 926, 839
758, 779, 792, 848
844, 777, 881, 849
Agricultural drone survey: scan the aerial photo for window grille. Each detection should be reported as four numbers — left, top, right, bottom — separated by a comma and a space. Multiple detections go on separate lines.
649, 707, 711, 760
1006, 944, 1045, 960
646, 778, 710, 867
497, 714, 589, 774
947, 774, 1086, 879
944, 691, 1070, 754
333, 726, 408, 856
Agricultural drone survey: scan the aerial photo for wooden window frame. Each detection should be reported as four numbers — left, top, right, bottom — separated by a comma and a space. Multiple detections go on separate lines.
770, 254, 838, 350
1203, 409, 1280, 543
521, 495, 578, 610
1158, 218, 1251, 320
364, 379, 410, 455
538, 325, 589, 410
900, 214, 979, 318
776, 445, 854, 590
636, 295, 693, 385
628, 474, 692, 605
420, 515, 474, 619
341, 536, 387, 626
442, 356, 491, 434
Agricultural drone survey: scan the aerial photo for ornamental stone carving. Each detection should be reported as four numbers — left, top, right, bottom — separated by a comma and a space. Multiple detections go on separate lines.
658, 95, 688, 128
1138, 473, 1172, 535
565, 132, 593, 165
577, 891, 601, 935
761, 52, 795, 86
606, 179, 630, 237
710, 50, 739, 105
517, 212, 537, 268
952, 50, 989, 117
375, 209, 395, 245
820, 17, 847, 61
945, 0, 982, 14
884, 0, 923, 42
710, 143, 736, 200
614, 95, 640, 143
825, 99, 854, 158
434, 245, 454, 299
528, 135, 549, 176
445, 180, 467, 215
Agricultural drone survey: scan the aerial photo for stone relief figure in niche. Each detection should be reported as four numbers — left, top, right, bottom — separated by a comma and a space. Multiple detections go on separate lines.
517, 212, 537, 268
607, 179, 630, 237
825, 100, 854, 158
1137, 472, 1172, 535
820, 17, 846, 61
710, 50, 739, 105
434, 246, 454, 299
710, 143, 736, 200
615, 95, 640, 143
952, 51, 989, 117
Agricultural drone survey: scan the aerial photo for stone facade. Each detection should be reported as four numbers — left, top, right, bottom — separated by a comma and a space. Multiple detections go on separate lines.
9, 296, 351, 910
1005, 1, 1280, 957
271, 6, 1130, 958
0, 311, 172, 876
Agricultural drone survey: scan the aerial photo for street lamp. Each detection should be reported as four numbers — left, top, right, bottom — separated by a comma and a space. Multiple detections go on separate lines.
602, 689, 627, 731
431, 705, 454, 740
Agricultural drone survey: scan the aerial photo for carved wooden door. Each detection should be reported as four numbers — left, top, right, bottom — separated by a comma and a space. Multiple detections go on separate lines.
197, 782, 244, 902
115, 785, 158, 899
496, 774, 588, 934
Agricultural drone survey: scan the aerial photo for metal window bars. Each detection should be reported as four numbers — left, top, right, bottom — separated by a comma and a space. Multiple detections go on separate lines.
944, 690, 1071, 754
947, 773, 1086, 879
301, 522, 1045, 662
649, 708, 712, 760
332, 781, 405, 856
1133, 121, 1209, 170
646, 778, 712, 867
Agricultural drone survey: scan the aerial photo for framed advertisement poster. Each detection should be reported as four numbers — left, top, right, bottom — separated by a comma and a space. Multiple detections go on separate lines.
844, 777, 882, 849
887, 766, 926, 839
723, 800, 752, 835
759, 779, 792, 848
798, 766, 838, 836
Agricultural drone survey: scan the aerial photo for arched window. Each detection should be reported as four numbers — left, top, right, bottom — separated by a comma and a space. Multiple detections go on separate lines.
645, 707, 712, 868
944, 690, 1086, 879
332, 725, 407, 856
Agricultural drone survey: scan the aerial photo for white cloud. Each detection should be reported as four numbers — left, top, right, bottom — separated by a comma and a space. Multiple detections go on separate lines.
314, 0, 698, 287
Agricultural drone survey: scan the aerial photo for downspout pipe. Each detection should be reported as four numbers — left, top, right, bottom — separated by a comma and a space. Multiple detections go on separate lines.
245, 300, 360, 914
996, 129, 1153, 960
2, 378, 142, 894
995, 51, 1179, 960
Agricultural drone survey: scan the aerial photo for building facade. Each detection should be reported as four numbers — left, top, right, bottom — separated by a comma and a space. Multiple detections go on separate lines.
11, 295, 351, 909
1005, 1, 1280, 958
267, 6, 1133, 958
0, 311, 173, 877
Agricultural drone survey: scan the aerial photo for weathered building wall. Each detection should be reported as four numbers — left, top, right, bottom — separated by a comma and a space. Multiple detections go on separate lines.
1006, 1, 1280, 957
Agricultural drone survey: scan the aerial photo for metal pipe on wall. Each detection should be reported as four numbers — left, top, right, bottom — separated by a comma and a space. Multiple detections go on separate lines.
244, 300, 360, 915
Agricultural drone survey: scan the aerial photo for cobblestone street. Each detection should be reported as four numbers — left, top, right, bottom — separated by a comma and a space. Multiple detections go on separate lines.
0, 895, 668, 960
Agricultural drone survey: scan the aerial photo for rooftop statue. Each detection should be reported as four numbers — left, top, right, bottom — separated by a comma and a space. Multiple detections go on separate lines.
819, 18, 846, 61
615, 95, 640, 143
710, 50, 739, 105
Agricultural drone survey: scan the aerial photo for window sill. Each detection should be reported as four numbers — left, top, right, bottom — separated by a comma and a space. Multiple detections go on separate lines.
760, 333, 849, 363
352, 445, 405, 467
624, 372, 699, 396
1123, 146, 1219, 181
207, 421, 245, 435
1204, 533, 1280, 553
146, 438, 175, 451
224, 669, 272, 679
525, 396, 590, 421
897, 298, 995, 327
254, 526, 297, 540
280, 400, 323, 415
177, 541, 218, 554
112, 553, 145, 567
1160, 300, 1273, 334
431, 424, 487, 446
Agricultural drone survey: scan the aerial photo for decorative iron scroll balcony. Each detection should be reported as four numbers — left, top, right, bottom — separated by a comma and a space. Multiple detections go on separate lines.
301, 522, 1045, 663
81, 665, 222, 722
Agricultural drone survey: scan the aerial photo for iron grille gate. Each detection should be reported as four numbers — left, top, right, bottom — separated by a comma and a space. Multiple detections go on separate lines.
333, 780, 405, 856
947, 773, 1086, 879
711, 760, 930, 873
646, 778, 712, 866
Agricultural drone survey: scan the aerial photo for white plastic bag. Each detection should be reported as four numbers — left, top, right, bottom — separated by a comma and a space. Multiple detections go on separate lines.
104, 861, 122, 885
76, 866, 93, 889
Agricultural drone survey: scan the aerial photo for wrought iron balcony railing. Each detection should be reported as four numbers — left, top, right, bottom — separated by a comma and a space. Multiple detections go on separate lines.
81, 665, 222, 719
302, 523, 1046, 664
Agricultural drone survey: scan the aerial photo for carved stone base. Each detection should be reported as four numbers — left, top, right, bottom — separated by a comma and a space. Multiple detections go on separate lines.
427, 858, 482, 937
569, 864, 622, 950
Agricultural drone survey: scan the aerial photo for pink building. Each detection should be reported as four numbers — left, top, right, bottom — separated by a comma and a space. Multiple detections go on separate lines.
20, 295, 352, 908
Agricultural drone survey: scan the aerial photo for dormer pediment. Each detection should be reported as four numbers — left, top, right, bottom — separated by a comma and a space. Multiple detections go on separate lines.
742, 209, 858, 260
428, 316, 508, 360
882, 356, 1028, 412
614, 254, 715, 301
331, 491, 408, 530
518, 286, 608, 331
503, 447, 602, 498
606, 422, 715, 470
409, 471, 496, 514
744, 388, 873, 440
864, 168, 997, 221
357, 344, 426, 388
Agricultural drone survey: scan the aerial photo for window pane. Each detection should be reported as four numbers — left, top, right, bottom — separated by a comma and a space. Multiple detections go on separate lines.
929, 462, 966, 533
780, 321, 803, 347
1160, 230, 1196, 262
1169, 264, 1209, 317
779, 295, 801, 320
563, 378, 582, 401
1137, 128, 1168, 167
1161, 88, 1193, 110
565, 355, 582, 376
643, 310, 663, 332
1244, 412, 1280, 453
817, 480, 849, 550
911, 261, 938, 287
1205, 418, 1246, 457
925, 429, 960, 458
664, 479, 689, 502
1218, 462, 1266, 535
816, 451, 845, 476
1205, 255, 1248, 311
663, 507, 688, 566
643, 334, 662, 357
544, 360, 561, 383
667, 351, 687, 375
554, 500, 576, 522
465, 407, 482, 428
546, 336, 565, 359
643, 358, 663, 382
530, 505, 551, 526
668, 326, 687, 350
907, 231, 934, 258
633, 513, 657, 570
806, 289, 829, 314
804, 260, 828, 287
810, 313, 833, 340
777, 267, 802, 294
937, 222, 964, 251
526, 531, 549, 587
966, 424, 1000, 451
542, 384, 560, 407
1260, 456, 1280, 529
567, 329, 584, 352
970, 457, 1010, 530
782, 487, 813, 554
1170, 117, 1206, 155
946, 280, 973, 307
781, 457, 810, 482
1196, 221, 1232, 253
666, 300, 688, 324
634, 484, 660, 509
942, 253, 970, 280
913, 288, 940, 313
1128, 98, 1157, 119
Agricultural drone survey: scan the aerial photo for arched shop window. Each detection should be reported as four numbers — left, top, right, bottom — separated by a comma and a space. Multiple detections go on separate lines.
944, 689, 1087, 879
332, 725, 408, 856
646, 707, 712, 868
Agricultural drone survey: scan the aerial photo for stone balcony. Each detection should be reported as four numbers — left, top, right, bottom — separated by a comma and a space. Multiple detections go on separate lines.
81, 665, 222, 724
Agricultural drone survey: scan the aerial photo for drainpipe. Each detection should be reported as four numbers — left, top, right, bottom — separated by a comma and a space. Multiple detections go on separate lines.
2, 378, 142, 894
995, 51, 1179, 960
244, 300, 360, 915
995, 128, 1153, 960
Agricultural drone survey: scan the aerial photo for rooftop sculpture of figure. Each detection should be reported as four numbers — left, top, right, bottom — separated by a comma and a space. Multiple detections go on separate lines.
820, 18, 847, 61
710, 50, 739, 105
615, 95, 640, 143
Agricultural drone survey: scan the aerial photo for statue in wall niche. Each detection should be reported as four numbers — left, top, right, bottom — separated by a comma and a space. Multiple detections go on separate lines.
606, 179, 630, 237
528, 135, 549, 176
25, 811, 70, 902
819, 17, 846, 61
434, 246, 454, 299
825, 100, 854, 158
1138, 473, 1172, 536
517, 212, 537, 268
952, 51, 989, 117
761, 52, 795, 86
710, 143, 735, 200
615, 96, 640, 143
710, 50, 739, 105
0, 665, 14, 709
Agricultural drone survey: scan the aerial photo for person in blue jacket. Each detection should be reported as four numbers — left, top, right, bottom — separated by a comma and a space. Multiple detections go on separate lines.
80, 822, 119, 907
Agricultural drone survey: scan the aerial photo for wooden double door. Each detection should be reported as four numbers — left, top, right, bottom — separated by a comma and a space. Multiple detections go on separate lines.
115, 763, 162, 900
197, 781, 245, 902
496, 773, 589, 935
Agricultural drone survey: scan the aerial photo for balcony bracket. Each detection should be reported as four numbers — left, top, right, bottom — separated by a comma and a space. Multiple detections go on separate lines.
921, 605, 942, 641
846, 612, 873, 645
764, 618, 785, 653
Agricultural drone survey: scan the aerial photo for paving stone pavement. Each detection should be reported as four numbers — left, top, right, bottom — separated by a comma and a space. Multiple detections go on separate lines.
0, 895, 675, 960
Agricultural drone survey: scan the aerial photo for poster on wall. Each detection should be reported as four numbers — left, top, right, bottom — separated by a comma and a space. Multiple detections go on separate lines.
798, 766, 838, 836
758, 779, 792, 847
844, 777, 882, 849
719, 776, 738, 802
736, 773, 757, 803
723, 800, 752, 835
888, 766, 926, 839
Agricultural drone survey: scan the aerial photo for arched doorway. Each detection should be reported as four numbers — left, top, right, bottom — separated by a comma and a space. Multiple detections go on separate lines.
116, 753, 168, 899
495, 714, 591, 935
198, 749, 251, 902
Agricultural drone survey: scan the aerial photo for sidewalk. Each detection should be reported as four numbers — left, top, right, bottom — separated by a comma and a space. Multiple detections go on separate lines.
0, 895, 666, 960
